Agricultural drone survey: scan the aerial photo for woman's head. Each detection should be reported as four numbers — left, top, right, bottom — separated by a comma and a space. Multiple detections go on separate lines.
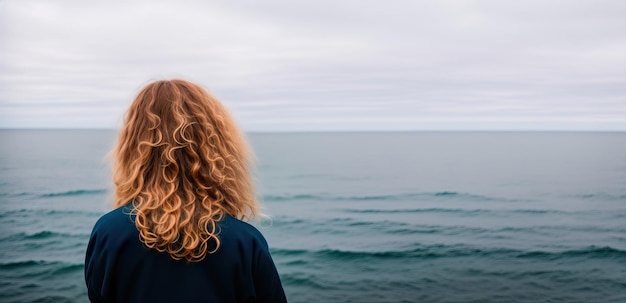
112, 79, 257, 261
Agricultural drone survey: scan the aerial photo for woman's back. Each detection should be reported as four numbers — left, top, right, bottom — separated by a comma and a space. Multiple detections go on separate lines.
84, 79, 286, 302
86, 204, 285, 303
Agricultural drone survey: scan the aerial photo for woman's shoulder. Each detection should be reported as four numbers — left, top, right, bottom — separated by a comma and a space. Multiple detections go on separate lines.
91, 204, 136, 236
219, 215, 270, 250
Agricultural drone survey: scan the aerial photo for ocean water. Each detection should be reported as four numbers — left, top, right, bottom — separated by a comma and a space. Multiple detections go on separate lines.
1, 130, 625, 303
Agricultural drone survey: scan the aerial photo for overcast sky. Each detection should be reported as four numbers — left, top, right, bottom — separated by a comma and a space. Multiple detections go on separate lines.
1, 0, 625, 131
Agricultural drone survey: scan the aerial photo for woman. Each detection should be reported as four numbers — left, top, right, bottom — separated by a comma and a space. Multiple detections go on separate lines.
85, 79, 287, 303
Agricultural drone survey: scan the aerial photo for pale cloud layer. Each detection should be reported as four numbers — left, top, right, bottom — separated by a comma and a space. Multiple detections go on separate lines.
1, 0, 625, 131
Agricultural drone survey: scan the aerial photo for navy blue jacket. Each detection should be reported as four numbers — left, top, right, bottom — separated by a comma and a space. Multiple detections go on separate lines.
85, 205, 287, 303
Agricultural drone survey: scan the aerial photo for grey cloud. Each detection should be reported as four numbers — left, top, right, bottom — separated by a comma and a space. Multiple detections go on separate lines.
1, 0, 625, 130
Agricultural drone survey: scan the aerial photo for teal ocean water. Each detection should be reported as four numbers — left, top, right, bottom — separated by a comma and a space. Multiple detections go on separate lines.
1, 130, 625, 302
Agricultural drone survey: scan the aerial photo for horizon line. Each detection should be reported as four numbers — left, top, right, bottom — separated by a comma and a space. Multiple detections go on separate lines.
1, 128, 625, 133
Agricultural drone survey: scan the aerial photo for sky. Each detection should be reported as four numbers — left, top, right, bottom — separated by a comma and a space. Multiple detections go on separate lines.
1, 0, 625, 131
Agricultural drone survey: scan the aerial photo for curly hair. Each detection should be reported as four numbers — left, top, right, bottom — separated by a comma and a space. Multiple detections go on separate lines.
112, 79, 257, 262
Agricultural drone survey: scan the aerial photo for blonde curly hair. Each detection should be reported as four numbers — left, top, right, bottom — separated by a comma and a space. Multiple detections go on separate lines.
112, 79, 257, 262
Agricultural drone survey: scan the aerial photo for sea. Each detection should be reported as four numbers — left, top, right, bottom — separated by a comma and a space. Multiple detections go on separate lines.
0, 130, 625, 303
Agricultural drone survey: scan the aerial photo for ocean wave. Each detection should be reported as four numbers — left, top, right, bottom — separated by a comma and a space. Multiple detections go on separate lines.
21, 231, 58, 240
0, 191, 30, 197
50, 263, 84, 275
345, 208, 491, 215
0, 260, 83, 276
511, 209, 562, 214
381, 223, 626, 236
515, 246, 626, 260
39, 189, 107, 198
280, 273, 330, 289
263, 194, 320, 201
344, 208, 571, 215
0, 230, 89, 242
263, 191, 515, 202
569, 193, 626, 201
271, 245, 626, 261
0, 208, 105, 219
0, 188, 108, 198
270, 246, 475, 260
341, 207, 600, 216
268, 215, 626, 237
268, 217, 308, 227
0, 260, 44, 270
